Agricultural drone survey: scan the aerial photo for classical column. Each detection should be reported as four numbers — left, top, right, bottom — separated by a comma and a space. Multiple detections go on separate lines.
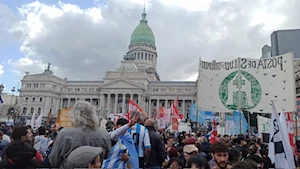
114, 94, 118, 114
148, 99, 151, 117
122, 94, 126, 113
67, 99, 70, 108
156, 99, 160, 114
182, 100, 186, 119
107, 94, 111, 114
165, 99, 168, 108
100, 94, 105, 116
138, 95, 142, 107
59, 99, 63, 109
130, 94, 133, 101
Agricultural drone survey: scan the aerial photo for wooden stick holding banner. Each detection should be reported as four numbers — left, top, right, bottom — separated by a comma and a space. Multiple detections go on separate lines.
237, 57, 242, 134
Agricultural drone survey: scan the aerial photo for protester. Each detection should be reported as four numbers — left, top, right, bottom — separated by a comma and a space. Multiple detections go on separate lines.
144, 119, 166, 168
128, 111, 151, 168
102, 118, 139, 169
48, 101, 111, 169
1, 126, 44, 162
0, 141, 43, 169
66, 146, 103, 169
210, 141, 231, 169
34, 126, 49, 157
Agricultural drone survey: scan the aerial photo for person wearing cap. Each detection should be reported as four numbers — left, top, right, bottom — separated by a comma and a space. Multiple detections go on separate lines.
66, 146, 103, 169
48, 101, 111, 169
183, 144, 199, 167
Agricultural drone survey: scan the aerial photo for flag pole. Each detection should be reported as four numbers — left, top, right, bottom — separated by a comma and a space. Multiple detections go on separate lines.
237, 57, 242, 134
295, 111, 298, 140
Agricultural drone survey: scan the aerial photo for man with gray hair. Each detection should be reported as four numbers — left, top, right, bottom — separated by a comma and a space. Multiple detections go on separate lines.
48, 101, 111, 169
128, 110, 151, 168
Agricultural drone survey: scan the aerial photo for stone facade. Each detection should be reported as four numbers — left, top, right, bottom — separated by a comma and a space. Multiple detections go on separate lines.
0, 93, 19, 122
18, 10, 197, 124
18, 65, 197, 123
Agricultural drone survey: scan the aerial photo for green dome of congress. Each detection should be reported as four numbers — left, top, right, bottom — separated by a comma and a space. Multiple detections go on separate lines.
130, 9, 155, 47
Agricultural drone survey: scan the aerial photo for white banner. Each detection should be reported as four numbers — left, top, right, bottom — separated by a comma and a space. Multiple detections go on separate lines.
198, 52, 296, 113
257, 115, 271, 136
100, 119, 107, 129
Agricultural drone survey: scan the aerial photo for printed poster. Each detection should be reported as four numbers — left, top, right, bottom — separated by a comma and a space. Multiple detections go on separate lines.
198, 52, 296, 113
58, 107, 72, 128
257, 115, 271, 137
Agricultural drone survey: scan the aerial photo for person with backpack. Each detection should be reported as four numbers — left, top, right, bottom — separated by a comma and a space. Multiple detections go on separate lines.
34, 126, 49, 158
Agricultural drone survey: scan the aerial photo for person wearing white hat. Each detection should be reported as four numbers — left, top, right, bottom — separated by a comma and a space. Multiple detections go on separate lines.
66, 146, 103, 169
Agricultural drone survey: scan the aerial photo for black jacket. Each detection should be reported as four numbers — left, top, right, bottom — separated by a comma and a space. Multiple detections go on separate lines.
145, 126, 166, 167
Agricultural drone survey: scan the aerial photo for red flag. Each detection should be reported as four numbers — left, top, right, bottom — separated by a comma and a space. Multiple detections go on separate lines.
171, 100, 179, 115
153, 108, 157, 119
172, 100, 183, 119
172, 116, 179, 131
210, 118, 218, 144
287, 113, 297, 159
159, 106, 164, 118
128, 99, 144, 114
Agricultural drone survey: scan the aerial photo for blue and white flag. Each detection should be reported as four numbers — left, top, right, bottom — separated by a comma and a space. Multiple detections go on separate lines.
268, 103, 295, 169
190, 103, 197, 122
198, 110, 207, 124
225, 110, 248, 135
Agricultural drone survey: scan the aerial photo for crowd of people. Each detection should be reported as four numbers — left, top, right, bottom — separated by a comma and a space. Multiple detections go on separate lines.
0, 100, 299, 169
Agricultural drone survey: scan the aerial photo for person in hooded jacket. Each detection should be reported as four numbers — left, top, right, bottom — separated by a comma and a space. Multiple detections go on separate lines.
0, 141, 43, 169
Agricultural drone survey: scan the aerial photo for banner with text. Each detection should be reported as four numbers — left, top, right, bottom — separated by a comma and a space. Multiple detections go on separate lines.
198, 52, 296, 113
58, 107, 72, 128
257, 115, 271, 137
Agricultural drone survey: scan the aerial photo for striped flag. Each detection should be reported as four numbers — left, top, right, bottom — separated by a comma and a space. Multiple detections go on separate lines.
269, 104, 295, 169
210, 118, 218, 144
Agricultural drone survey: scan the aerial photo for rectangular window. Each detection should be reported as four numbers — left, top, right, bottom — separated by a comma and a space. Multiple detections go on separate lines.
25, 97, 28, 102
179, 102, 182, 107
30, 107, 34, 114
32, 97, 35, 102
33, 83, 38, 88
26, 84, 31, 88
154, 102, 157, 107
23, 107, 27, 114
38, 108, 41, 114
40, 83, 45, 88
40, 98, 42, 102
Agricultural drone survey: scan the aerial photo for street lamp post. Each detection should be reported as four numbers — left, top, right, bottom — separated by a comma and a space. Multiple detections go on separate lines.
8, 87, 16, 121
143, 96, 149, 117
0, 84, 4, 115
10, 87, 16, 107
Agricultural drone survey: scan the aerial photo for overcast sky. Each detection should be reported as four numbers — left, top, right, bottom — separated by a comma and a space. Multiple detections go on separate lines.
0, 0, 299, 93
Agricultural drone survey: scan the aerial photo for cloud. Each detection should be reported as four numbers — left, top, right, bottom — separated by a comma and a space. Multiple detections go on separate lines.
0, 64, 3, 76
3, 0, 300, 81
